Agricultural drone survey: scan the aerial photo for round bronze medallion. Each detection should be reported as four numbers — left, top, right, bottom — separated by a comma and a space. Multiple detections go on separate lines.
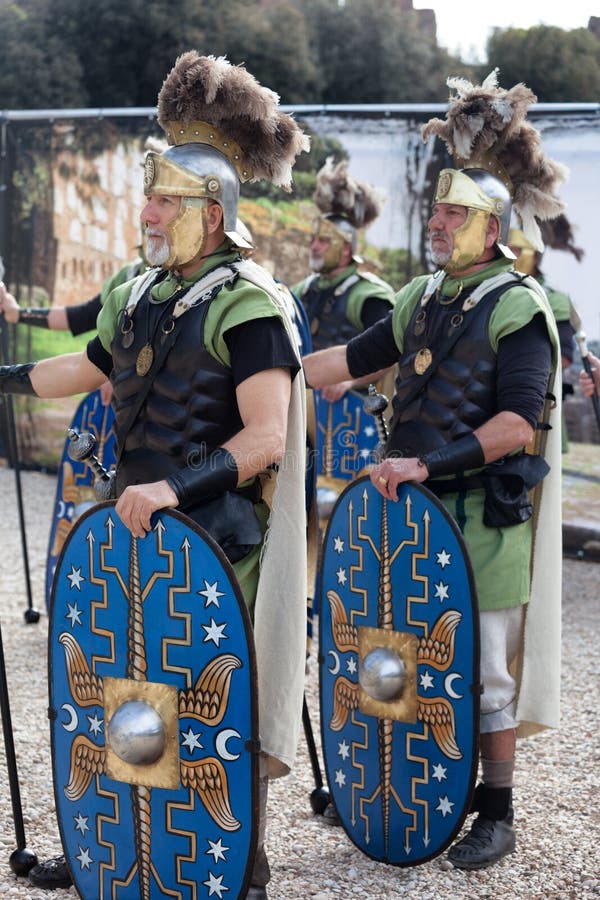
414, 347, 433, 375
136, 344, 154, 376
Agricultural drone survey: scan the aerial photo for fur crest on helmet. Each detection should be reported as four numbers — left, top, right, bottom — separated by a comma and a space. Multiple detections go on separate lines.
314, 157, 384, 229
539, 213, 584, 262
157, 51, 309, 190
422, 69, 568, 250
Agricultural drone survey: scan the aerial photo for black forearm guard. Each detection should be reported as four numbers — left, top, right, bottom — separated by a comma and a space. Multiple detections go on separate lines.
18, 308, 50, 328
166, 447, 239, 508
0, 363, 37, 396
419, 433, 485, 479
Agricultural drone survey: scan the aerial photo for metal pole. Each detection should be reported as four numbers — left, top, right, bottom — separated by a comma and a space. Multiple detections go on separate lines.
302, 694, 331, 815
0, 617, 38, 874
0, 302, 39, 621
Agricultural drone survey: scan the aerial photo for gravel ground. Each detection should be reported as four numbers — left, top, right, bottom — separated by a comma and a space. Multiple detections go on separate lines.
0, 465, 598, 899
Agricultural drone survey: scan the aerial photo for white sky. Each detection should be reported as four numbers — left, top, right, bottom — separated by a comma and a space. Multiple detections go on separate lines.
413, 1, 599, 62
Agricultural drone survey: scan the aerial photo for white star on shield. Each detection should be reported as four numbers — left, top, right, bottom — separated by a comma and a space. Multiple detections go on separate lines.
432, 763, 447, 782
73, 812, 90, 835
203, 618, 228, 646
67, 565, 85, 590
203, 871, 229, 897
334, 769, 346, 788
333, 535, 344, 554
66, 601, 83, 627
336, 567, 347, 585
436, 548, 452, 568
434, 581, 449, 602
181, 726, 204, 754
198, 579, 225, 608
76, 846, 93, 870
436, 795, 455, 817
206, 837, 229, 863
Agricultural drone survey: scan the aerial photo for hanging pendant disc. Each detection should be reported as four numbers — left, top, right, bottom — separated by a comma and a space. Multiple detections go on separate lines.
136, 344, 154, 376
414, 347, 432, 375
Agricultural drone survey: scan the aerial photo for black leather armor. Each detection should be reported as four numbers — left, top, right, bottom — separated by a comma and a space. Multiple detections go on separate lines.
387, 289, 498, 457
110, 285, 242, 493
301, 275, 361, 351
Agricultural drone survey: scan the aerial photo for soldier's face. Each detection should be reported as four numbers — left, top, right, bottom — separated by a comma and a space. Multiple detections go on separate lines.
141, 195, 181, 266
428, 203, 468, 265
310, 234, 345, 273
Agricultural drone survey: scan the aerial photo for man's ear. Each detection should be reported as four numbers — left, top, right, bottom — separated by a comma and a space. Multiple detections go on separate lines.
340, 241, 353, 266
206, 201, 224, 234
485, 215, 501, 248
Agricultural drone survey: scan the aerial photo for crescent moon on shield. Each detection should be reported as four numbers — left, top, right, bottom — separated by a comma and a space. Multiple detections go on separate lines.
215, 728, 241, 762
61, 703, 78, 732
57, 500, 66, 518
444, 673, 464, 700
327, 650, 340, 675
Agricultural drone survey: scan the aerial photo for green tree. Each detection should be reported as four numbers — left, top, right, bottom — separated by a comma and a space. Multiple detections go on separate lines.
0, 1, 87, 108
297, 0, 465, 102
484, 26, 600, 102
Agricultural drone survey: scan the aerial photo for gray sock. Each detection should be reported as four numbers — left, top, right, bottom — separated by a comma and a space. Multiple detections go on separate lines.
481, 757, 515, 789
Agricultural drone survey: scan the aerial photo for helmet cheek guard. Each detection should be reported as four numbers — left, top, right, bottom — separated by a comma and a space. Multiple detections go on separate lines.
434, 167, 516, 271
143, 140, 252, 268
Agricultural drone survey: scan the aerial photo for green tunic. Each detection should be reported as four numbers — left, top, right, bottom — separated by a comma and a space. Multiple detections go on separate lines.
96, 247, 288, 608
391, 259, 559, 612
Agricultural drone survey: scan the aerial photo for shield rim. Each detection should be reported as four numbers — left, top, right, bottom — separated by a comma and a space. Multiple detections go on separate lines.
48, 500, 259, 898
318, 475, 481, 867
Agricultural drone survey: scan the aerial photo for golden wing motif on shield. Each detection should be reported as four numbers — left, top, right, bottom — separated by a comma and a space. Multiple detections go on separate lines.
326, 590, 358, 653
330, 676, 360, 731
58, 632, 104, 706
180, 757, 240, 831
417, 609, 462, 671
178, 654, 241, 726
417, 695, 462, 760
64, 734, 107, 801
50, 518, 73, 557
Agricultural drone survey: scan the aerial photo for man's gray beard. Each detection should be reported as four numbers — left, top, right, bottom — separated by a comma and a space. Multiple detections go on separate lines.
430, 246, 452, 266
309, 254, 324, 272
145, 234, 170, 266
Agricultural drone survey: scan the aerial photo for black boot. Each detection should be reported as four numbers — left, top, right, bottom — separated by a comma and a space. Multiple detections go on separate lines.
448, 784, 515, 870
28, 855, 73, 890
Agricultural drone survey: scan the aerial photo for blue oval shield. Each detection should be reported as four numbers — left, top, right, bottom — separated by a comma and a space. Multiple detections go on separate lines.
49, 503, 258, 898
319, 477, 479, 866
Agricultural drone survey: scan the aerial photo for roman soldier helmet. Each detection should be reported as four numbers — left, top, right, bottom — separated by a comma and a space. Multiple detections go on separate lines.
311, 157, 385, 270
144, 51, 309, 269
421, 70, 568, 273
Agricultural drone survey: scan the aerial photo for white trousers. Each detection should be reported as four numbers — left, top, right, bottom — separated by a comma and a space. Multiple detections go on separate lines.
479, 606, 525, 734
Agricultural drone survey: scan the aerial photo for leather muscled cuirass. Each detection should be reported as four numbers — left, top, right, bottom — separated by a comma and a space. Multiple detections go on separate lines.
111, 283, 242, 493
387, 287, 499, 457
302, 275, 361, 351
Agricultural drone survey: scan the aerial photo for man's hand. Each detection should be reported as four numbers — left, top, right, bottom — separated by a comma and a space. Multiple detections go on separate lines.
99, 380, 114, 406
580, 352, 600, 398
0, 283, 21, 323
320, 380, 354, 402
115, 481, 179, 538
370, 457, 428, 501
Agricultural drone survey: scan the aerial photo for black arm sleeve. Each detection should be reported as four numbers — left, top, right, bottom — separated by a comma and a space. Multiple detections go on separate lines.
360, 297, 394, 329
496, 313, 553, 429
557, 319, 575, 363
86, 335, 113, 378
66, 294, 103, 336
223, 316, 300, 387
346, 312, 397, 378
